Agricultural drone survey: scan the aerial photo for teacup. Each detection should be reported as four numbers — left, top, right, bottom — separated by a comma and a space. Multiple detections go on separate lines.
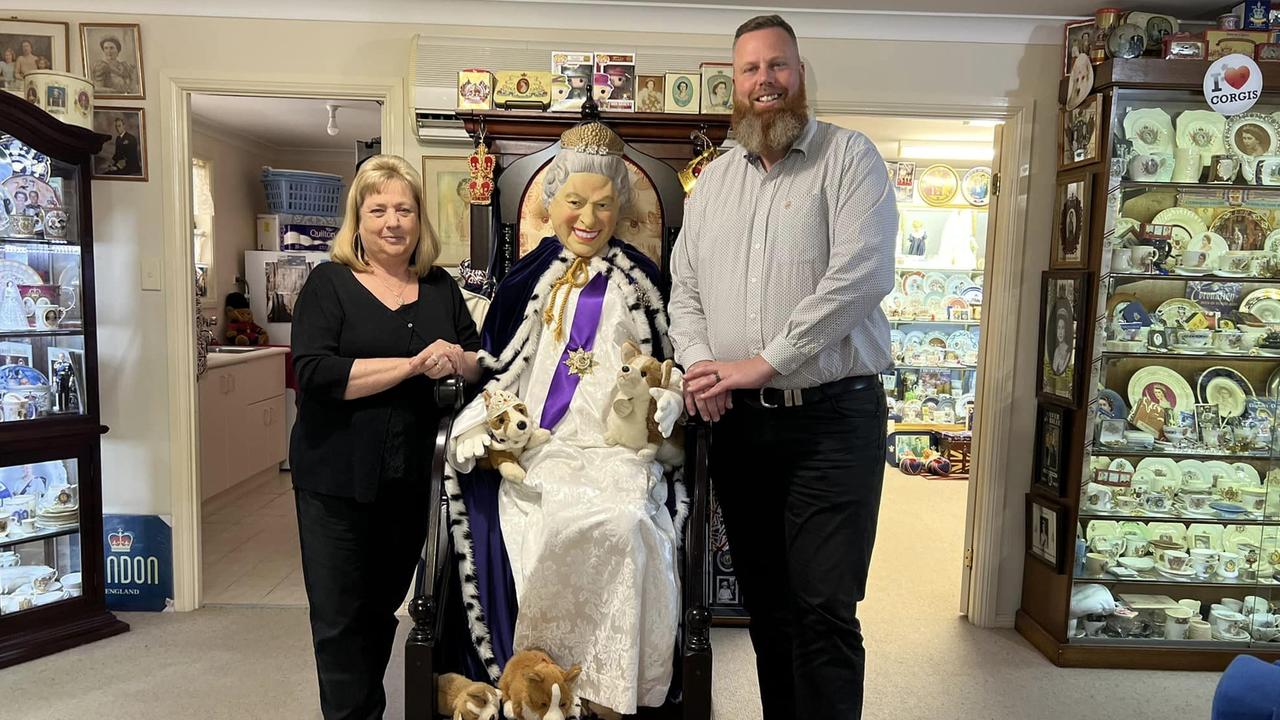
1130, 245, 1158, 273
30, 571, 56, 594
42, 209, 67, 240
1181, 330, 1214, 348
1124, 533, 1151, 557
1241, 487, 1268, 513
1143, 493, 1170, 513
0, 515, 7, 537
1243, 596, 1271, 615
1185, 493, 1213, 513
1085, 483, 1113, 511
1116, 495, 1140, 512
1211, 154, 1241, 183
1084, 617, 1107, 637
1163, 425, 1190, 443
1214, 330, 1245, 352
1118, 321, 1144, 341
1, 394, 30, 422
1165, 607, 1194, 639
1219, 552, 1243, 579
1163, 550, 1190, 572
1211, 609, 1248, 637
1085, 552, 1111, 575
1222, 251, 1255, 274
1180, 249, 1210, 269
0, 551, 17, 568
7, 214, 38, 238
1129, 153, 1173, 181
18, 518, 34, 534
1222, 598, 1246, 613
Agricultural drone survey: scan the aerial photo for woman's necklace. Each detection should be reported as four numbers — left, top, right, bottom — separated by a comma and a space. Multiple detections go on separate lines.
372, 268, 410, 307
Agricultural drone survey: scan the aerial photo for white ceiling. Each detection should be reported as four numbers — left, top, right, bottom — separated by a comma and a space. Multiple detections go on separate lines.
823, 114, 996, 159
189, 94, 382, 152
577, 0, 1227, 19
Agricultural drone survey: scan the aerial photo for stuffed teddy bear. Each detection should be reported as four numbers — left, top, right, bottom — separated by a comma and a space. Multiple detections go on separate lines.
604, 340, 684, 466
499, 648, 581, 720
223, 292, 268, 346
438, 672, 502, 720
480, 389, 550, 483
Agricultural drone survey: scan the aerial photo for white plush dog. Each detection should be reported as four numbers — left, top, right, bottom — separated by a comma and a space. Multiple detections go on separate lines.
605, 341, 682, 463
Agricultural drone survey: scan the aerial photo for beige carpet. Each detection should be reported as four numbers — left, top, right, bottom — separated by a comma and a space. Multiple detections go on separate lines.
1, 471, 1220, 719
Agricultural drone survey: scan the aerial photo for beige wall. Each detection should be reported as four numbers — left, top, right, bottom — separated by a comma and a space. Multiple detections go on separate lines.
28, 8, 1056, 621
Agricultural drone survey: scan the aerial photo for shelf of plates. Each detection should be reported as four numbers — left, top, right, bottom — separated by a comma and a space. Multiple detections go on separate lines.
0, 92, 126, 669
883, 162, 989, 437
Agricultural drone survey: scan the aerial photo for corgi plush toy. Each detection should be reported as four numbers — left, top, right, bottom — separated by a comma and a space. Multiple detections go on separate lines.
480, 389, 551, 483
499, 649, 581, 720
438, 673, 502, 720
605, 341, 683, 465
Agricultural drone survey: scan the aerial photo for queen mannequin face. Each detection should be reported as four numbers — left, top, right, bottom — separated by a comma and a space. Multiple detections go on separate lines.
550, 173, 620, 258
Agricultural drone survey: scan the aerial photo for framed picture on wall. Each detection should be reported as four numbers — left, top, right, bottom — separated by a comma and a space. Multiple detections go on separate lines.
1063, 20, 1095, 76
80, 23, 145, 99
664, 72, 700, 114
421, 155, 472, 267
1033, 404, 1071, 496
0, 18, 70, 89
1037, 270, 1089, 408
1051, 172, 1091, 269
91, 107, 148, 181
1027, 494, 1066, 572
1060, 94, 1101, 170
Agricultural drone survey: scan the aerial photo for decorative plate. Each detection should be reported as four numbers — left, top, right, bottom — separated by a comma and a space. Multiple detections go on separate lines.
918, 165, 959, 207
883, 290, 908, 318
1203, 460, 1238, 486
1107, 23, 1147, 59
0, 135, 51, 181
1197, 366, 1257, 403
1113, 217, 1141, 243
901, 271, 926, 296
959, 285, 983, 307
943, 295, 968, 312
1242, 288, 1280, 316
1268, 368, 1280, 398
923, 331, 949, 349
1184, 231, 1230, 269
1186, 524, 1225, 552
1152, 208, 1210, 250
961, 166, 991, 207
1086, 520, 1121, 542
0, 145, 11, 185
1136, 457, 1180, 486
1148, 522, 1187, 546
924, 292, 946, 319
0, 187, 12, 234
1154, 298, 1205, 328
1127, 365, 1196, 415
923, 272, 949, 295
1124, 108, 1175, 155
1210, 209, 1271, 252
1107, 293, 1150, 325
0, 259, 42, 288
903, 331, 926, 349
948, 330, 976, 354
1265, 230, 1280, 256
1, 175, 60, 214
1177, 459, 1211, 489
1204, 376, 1248, 418
0, 363, 48, 389
1176, 110, 1227, 160
1098, 388, 1129, 420
1232, 462, 1262, 485
946, 275, 970, 296
1252, 299, 1280, 323
890, 330, 905, 359
1225, 113, 1280, 165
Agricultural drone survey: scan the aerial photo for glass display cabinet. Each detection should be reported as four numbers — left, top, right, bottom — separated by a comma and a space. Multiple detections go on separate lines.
0, 91, 128, 668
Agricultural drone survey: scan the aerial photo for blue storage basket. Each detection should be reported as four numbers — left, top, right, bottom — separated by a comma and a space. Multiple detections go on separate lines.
261, 167, 344, 216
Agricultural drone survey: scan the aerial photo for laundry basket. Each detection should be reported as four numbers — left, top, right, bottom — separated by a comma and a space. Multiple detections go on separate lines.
261, 167, 344, 216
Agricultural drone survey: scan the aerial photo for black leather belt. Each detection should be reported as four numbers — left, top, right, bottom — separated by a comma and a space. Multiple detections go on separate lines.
731, 375, 881, 409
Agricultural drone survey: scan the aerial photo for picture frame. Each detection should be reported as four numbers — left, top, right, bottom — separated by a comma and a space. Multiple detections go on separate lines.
1033, 404, 1071, 497
1060, 94, 1101, 170
420, 155, 473, 267
1037, 270, 1089, 408
699, 63, 733, 115
1063, 20, 1095, 76
0, 19, 70, 90
635, 74, 665, 114
1027, 494, 1066, 572
886, 431, 933, 466
1051, 172, 1091, 269
91, 107, 148, 181
664, 72, 700, 114
79, 22, 145, 100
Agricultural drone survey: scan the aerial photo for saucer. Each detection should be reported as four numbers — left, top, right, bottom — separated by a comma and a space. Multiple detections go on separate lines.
1157, 565, 1196, 578
1174, 267, 1215, 276
1213, 628, 1251, 641
1170, 344, 1212, 354
16, 581, 61, 594
1215, 270, 1253, 277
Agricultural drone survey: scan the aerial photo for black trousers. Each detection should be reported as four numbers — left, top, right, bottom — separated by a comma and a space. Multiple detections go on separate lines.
709, 383, 888, 720
295, 483, 429, 720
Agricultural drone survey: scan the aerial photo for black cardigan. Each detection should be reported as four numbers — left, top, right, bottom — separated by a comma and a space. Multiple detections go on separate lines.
289, 262, 480, 502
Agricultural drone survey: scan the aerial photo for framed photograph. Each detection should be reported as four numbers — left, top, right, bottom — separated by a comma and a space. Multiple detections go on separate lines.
664, 72, 700, 114
700, 63, 733, 115
1051, 173, 1091, 269
1060, 94, 1101, 169
1027, 495, 1066, 572
80, 23, 145, 99
1063, 20, 1095, 76
421, 155, 472, 267
194, 263, 210, 302
1033, 404, 1071, 497
636, 74, 664, 114
0, 19, 69, 90
91, 108, 147, 181
1037, 270, 1089, 408
886, 431, 933, 465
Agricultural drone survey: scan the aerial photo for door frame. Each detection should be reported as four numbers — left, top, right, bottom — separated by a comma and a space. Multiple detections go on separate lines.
159, 74, 402, 611
816, 98, 1034, 628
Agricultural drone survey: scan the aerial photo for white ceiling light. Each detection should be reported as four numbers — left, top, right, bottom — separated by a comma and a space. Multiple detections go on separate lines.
897, 140, 993, 161
326, 103, 341, 136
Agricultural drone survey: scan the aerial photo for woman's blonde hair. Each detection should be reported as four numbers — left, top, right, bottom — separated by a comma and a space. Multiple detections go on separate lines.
330, 155, 439, 276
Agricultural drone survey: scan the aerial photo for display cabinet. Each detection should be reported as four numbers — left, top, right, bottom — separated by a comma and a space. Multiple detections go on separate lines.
1018, 59, 1280, 669
0, 91, 128, 668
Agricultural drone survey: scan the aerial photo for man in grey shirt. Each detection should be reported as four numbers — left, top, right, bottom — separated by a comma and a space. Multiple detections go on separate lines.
668, 14, 898, 720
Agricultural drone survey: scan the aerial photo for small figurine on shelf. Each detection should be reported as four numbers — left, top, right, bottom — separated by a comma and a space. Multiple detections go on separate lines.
51, 357, 80, 414
0, 280, 28, 330
905, 219, 927, 256
223, 292, 268, 346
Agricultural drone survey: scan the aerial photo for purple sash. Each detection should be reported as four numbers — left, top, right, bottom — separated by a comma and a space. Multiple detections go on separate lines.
540, 271, 608, 429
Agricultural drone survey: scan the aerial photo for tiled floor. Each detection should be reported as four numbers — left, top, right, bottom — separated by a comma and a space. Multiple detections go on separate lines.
201, 470, 307, 607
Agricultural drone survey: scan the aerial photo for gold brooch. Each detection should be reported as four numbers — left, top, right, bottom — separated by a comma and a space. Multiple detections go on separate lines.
564, 348, 598, 377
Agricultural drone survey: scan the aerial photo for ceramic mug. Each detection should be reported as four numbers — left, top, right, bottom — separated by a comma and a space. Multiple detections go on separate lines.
7, 214, 38, 238
1219, 552, 1243, 579
1085, 552, 1111, 575
42, 209, 67, 240
1, 393, 30, 422
1112, 247, 1136, 272
1173, 147, 1203, 182
1255, 155, 1280, 185
1188, 618, 1213, 640
1165, 607, 1194, 639
1211, 154, 1241, 183
1130, 245, 1158, 273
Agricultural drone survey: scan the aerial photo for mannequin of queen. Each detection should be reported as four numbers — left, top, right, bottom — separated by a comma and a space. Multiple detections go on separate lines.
444, 122, 685, 717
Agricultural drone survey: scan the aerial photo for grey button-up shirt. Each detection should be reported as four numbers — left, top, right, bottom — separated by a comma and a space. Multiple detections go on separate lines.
668, 119, 899, 389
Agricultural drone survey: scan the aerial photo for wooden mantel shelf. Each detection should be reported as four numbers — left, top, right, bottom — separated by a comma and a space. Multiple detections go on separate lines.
457, 109, 732, 144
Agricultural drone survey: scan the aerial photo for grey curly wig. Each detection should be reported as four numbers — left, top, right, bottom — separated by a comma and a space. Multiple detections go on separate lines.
541, 150, 633, 213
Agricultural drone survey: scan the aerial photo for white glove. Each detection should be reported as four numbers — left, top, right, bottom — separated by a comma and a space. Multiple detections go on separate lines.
454, 424, 491, 466
650, 387, 683, 438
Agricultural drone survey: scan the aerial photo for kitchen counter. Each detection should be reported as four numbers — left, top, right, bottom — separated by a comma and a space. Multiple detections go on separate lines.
205, 346, 289, 370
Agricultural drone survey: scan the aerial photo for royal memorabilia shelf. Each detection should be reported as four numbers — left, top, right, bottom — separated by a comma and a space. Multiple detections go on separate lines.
0, 91, 128, 668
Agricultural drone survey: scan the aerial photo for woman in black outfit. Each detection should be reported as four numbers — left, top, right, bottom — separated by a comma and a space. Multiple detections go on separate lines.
290, 155, 482, 720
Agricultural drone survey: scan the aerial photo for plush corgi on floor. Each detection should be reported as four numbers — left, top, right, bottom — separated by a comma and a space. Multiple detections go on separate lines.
438, 672, 502, 720
499, 648, 581, 720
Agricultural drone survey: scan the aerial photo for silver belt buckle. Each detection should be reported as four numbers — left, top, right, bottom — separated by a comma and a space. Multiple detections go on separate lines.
759, 388, 778, 409
785, 388, 803, 407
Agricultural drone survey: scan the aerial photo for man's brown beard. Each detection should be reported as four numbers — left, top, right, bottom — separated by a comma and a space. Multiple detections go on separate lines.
732, 82, 809, 158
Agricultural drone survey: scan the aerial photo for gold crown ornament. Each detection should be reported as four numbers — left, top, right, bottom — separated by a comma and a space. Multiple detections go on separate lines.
560, 122, 625, 157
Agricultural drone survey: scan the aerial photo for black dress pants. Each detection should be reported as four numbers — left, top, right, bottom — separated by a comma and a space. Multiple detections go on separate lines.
709, 383, 888, 720
295, 483, 429, 720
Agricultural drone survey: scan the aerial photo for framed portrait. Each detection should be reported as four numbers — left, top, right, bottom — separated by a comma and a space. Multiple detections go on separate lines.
1051, 172, 1091, 269
0, 19, 69, 93
91, 108, 147, 181
1027, 495, 1066, 572
1033, 404, 1071, 497
700, 64, 733, 115
1037, 270, 1089, 408
80, 23, 145, 99
1061, 94, 1101, 169
421, 155, 473, 267
1225, 113, 1280, 163
663, 72, 700, 115
635, 74, 665, 114
1063, 20, 1095, 76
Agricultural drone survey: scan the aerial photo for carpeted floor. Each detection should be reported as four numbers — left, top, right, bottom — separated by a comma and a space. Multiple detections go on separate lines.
0, 471, 1220, 719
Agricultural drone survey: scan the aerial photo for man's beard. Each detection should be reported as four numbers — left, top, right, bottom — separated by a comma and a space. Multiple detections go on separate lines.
732, 82, 809, 158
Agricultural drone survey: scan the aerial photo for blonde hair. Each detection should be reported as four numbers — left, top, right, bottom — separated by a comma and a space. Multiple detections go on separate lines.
330, 155, 439, 276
